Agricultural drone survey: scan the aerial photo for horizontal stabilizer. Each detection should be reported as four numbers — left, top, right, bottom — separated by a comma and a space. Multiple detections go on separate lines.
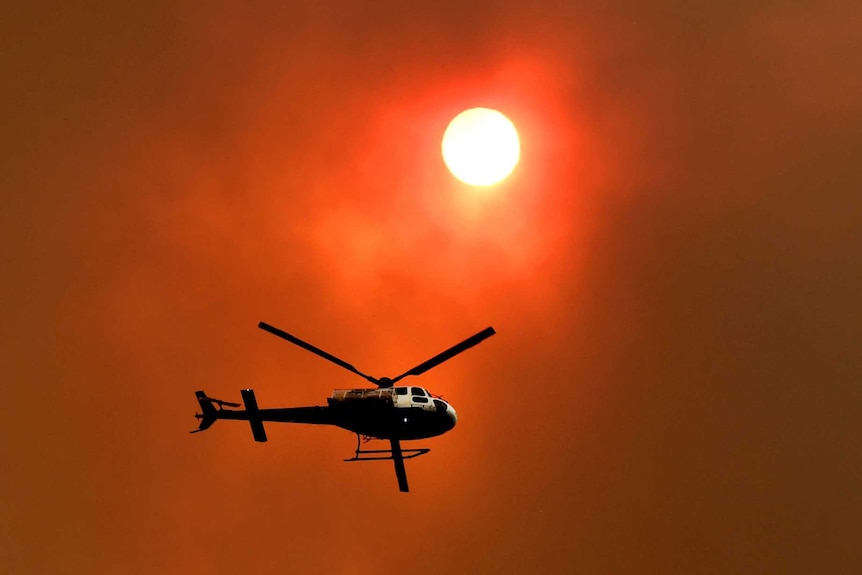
241, 389, 268, 442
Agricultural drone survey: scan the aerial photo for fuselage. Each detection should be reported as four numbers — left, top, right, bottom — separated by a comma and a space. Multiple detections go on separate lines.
325, 386, 457, 440
203, 386, 457, 441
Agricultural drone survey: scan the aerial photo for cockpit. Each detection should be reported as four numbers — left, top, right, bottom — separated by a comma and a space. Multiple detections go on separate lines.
394, 386, 450, 413
394, 386, 428, 402
328, 386, 454, 426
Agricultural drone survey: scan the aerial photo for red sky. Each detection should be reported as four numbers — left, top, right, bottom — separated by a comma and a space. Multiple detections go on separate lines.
3, 1, 861, 573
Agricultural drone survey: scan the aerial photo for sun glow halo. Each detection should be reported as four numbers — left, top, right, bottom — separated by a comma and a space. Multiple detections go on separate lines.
442, 108, 520, 186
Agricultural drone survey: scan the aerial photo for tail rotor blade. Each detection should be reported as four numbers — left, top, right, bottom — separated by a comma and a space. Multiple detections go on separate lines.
258, 322, 379, 386
389, 327, 496, 385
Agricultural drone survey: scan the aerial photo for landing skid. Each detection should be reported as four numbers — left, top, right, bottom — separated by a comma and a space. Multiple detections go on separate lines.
344, 434, 429, 492
344, 434, 430, 462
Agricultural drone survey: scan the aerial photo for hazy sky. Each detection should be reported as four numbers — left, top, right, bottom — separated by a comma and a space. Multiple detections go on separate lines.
3, 1, 860, 573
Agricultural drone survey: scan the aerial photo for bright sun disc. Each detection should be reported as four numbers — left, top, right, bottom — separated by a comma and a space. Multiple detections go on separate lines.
442, 107, 520, 186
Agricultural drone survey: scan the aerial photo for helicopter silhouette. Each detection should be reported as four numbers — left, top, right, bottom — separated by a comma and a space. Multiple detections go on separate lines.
192, 321, 496, 492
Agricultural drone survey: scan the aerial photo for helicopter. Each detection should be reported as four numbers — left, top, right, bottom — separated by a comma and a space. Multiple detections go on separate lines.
192, 321, 496, 492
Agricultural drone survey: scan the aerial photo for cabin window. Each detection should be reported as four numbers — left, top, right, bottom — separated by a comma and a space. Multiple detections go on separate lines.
394, 387, 408, 395
413, 396, 429, 403
411, 387, 426, 397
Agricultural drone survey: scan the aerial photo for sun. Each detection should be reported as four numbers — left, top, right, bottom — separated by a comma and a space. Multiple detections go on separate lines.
442, 107, 520, 186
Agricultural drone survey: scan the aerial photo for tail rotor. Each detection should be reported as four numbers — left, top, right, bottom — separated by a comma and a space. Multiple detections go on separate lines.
191, 391, 238, 433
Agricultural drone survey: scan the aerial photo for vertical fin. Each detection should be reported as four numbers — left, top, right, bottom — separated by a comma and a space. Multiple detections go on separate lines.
390, 439, 409, 492
192, 390, 218, 433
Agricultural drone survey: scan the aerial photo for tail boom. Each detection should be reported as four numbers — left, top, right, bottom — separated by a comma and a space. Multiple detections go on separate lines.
192, 389, 335, 440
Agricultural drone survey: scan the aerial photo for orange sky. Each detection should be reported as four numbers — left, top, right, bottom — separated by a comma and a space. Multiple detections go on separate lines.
3, 1, 861, 573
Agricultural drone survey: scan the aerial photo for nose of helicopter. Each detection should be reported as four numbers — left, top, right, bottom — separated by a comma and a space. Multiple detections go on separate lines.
447, 404, 458, 429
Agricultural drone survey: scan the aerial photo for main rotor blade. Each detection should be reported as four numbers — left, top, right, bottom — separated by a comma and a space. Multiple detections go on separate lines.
258, 322, 379, 385
389, 326, 496, 384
